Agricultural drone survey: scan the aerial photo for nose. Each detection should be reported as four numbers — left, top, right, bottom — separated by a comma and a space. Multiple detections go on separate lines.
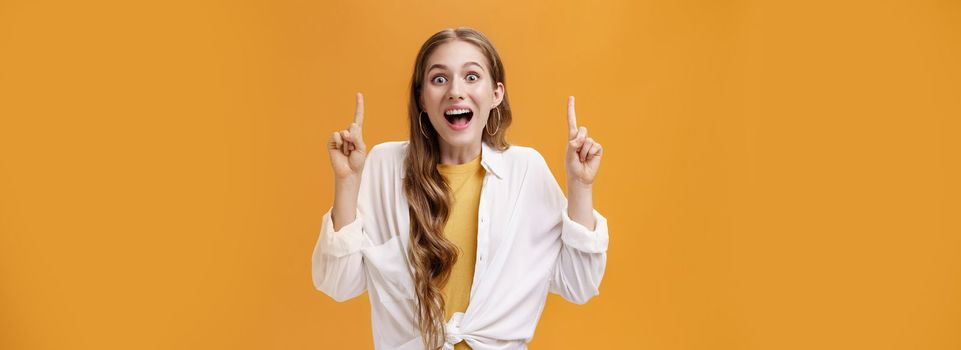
446, 79, 465, 100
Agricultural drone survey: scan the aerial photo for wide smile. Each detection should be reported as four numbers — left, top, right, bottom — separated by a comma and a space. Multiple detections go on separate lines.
443, 107, 473, 131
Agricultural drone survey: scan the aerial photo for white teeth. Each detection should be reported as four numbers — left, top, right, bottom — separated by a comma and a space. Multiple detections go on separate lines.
444, 108, 471, 116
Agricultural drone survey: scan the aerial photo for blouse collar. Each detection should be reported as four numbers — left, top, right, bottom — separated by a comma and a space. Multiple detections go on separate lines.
399, 140, 505, 180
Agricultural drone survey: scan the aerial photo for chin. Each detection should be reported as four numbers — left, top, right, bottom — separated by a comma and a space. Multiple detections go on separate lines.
440, 131, 481, 145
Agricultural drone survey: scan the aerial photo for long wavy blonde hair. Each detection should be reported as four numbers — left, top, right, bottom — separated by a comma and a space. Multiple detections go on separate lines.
403, 27, 513, 349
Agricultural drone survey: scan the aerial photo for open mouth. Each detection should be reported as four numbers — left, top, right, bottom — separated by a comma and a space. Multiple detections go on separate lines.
443, 108, 473, 130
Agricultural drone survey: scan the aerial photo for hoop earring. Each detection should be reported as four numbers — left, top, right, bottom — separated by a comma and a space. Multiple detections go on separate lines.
418, 111, 430, 139
486, 108, 501, 136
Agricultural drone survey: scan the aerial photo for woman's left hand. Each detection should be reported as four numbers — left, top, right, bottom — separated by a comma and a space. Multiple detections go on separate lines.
565, 96, 603, 186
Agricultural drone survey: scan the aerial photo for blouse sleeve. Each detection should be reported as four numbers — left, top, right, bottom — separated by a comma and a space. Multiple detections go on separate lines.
311, 206, 372, 302
551, 204, 609, 304
534, 151, 610, 305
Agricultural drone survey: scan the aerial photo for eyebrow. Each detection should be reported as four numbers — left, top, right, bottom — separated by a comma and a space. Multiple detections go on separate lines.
427, 61, 485, 73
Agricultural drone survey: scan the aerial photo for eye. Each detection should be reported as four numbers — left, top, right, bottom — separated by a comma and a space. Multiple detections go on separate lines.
432, 75, 447, 84
466, 73, 480, 82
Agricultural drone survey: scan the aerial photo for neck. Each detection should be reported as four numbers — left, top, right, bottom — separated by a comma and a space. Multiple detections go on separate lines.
438, 141, 481, 165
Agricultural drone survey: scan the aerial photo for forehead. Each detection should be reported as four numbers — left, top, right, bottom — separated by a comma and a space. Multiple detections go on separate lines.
425, 40, 490, 71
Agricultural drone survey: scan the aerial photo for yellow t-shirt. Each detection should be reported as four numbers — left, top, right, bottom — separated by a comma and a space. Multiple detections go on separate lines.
436, 154, 485, 350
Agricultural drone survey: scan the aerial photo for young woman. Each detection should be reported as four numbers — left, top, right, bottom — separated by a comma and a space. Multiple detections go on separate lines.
313, 27, 609, 350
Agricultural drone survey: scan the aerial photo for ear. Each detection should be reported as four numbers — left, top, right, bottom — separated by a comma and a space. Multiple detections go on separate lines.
491, 82, 506, 109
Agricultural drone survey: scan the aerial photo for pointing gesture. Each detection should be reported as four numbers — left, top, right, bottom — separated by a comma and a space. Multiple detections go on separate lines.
566, 96, 603, 185
328, 92, 368, 180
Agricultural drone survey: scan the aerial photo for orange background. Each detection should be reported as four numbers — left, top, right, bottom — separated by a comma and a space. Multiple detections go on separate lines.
1, 0, 959, 349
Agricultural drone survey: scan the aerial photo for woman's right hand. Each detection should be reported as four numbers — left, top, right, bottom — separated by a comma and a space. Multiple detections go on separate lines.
328, 93, 368, 180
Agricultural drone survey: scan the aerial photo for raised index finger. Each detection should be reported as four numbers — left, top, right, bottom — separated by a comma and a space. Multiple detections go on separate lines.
354, 92, 365, 126
567, 96, 577, 139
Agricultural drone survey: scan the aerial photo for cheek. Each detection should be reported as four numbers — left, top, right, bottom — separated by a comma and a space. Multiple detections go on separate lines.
423, 87, 445, 102
469, 85, 493, 100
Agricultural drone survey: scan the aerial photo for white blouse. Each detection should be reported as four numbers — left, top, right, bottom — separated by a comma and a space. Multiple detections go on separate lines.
312, 140, 610, 350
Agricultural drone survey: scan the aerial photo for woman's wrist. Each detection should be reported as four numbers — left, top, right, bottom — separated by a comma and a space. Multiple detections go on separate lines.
566, 180, 595, 230
332, 175, 361, 231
